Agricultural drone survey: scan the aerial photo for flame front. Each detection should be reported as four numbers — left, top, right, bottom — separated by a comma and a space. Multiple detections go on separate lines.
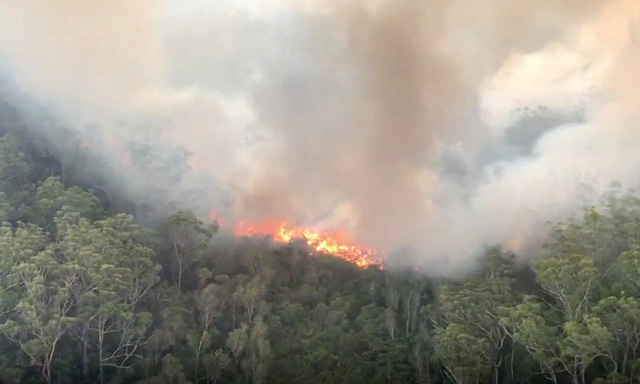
210, 211, 383, 269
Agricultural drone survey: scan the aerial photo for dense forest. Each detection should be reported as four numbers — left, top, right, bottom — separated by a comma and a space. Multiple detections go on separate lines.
1, 108, 640, 384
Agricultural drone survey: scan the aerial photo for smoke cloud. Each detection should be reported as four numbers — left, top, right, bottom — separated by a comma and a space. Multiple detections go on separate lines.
0, 0, 638, 275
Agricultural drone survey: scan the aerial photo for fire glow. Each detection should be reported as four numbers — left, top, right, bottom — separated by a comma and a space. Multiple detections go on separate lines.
210, 211, 383, 269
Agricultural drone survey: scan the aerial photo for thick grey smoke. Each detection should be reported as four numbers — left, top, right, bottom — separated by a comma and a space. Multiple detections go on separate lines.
0, 0, 638, 275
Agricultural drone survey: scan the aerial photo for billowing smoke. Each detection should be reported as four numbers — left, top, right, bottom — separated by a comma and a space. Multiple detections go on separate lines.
0, 0, 638, 275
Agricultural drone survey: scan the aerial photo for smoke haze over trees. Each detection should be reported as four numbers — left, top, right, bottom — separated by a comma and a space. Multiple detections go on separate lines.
1, 105, 640, 383
1, 0, 640, 383
0, 0, 638, 274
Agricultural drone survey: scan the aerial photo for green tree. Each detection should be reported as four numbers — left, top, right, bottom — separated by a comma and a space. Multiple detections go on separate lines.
0, 224, 74, 384
593, 296, 640, 377
165, 211, 216, 291
434, 323, 491, 384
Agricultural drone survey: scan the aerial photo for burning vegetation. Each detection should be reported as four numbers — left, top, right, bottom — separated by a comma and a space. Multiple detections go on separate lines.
210, 211, 384, 269
2, 0, 640, 383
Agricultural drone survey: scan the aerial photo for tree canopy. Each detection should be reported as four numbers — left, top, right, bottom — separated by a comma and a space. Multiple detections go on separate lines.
1, 125, 640, 384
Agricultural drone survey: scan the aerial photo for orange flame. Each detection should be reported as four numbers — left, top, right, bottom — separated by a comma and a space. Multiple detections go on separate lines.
210, 211, 383, 269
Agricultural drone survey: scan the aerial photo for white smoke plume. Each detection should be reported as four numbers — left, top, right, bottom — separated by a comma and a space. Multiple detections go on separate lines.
0, 0, 638, 275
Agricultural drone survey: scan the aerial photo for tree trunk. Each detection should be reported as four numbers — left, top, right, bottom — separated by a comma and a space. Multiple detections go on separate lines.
82, 325, 90, 381
99, 356, 104, 384
194, 357, 199, 384
623, 348, 629, 376
510, 338, 516, 384
43, 360, 52, 384
370, 282, 375, 304
232, 300, 236, 329
178, 261, 183, 291
43, 345, 56, 384
405, 309, 411, 337
571, 357, 580, 384
411, 296, 420, 333
194, 336, 202, 384
99, 322, 105, 384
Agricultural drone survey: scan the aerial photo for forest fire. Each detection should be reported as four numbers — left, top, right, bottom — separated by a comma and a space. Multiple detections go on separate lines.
210, 211, 383, 269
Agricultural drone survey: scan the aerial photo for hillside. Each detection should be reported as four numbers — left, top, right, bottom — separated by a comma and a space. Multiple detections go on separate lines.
0, 106, 640, 384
